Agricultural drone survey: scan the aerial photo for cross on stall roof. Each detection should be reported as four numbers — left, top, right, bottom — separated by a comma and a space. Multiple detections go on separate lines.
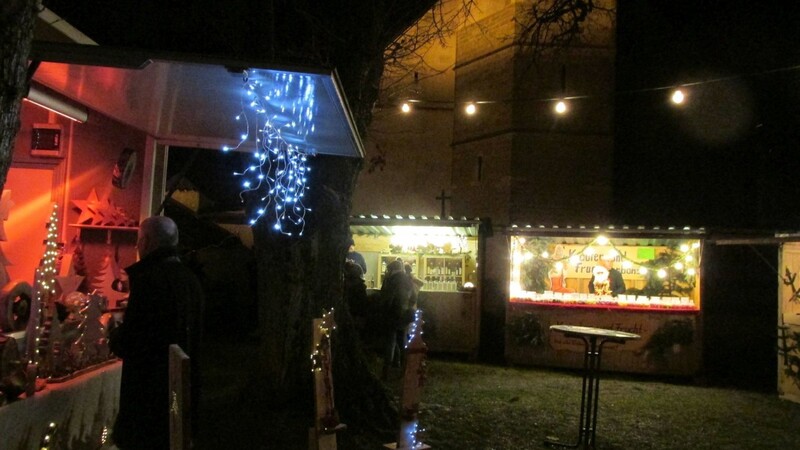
436, 190, 451, 217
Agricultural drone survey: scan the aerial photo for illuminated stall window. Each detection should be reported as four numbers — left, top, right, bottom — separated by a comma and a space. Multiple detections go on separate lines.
509, 234, 702, 310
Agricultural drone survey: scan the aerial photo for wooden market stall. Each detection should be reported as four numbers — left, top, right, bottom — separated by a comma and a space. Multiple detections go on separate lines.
0, 8, 366, 447
779, 240, 800, 403
503, 225, 705, 376
349, 215, 484, 356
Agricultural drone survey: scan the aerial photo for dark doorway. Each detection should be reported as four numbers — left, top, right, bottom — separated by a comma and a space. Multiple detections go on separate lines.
701, 244, 778, 391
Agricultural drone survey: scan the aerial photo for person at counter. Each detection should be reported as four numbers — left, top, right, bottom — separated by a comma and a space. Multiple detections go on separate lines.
380, 259, 415, 380
346, 237, 367, 275
588, 257, 626, 296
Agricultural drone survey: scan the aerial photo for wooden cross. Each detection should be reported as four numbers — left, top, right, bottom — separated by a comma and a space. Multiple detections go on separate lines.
435, 190, 451, 218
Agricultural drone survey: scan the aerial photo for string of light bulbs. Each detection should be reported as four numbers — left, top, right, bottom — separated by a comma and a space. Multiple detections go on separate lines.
393, 61, 800, 116
224, 70, 317, 236
513, 235, 701, 280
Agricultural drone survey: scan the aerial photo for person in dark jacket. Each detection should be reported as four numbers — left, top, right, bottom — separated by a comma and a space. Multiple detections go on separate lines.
110, 216, 204, 450
380, 259, 414, 380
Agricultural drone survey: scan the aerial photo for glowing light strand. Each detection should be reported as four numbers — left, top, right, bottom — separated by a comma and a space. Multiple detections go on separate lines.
225, 70, 318, 236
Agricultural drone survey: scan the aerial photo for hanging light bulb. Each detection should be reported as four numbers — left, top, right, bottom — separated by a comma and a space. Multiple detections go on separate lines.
671, 89, 686, 104
400, 102, 412, 113
596, 235, 609, 246
554, 100, 568, 114
465, 102, 477, 115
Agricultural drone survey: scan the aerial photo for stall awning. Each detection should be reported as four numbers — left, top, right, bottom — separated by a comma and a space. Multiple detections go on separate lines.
350, 215, 482, 237
28, 41, 364, 158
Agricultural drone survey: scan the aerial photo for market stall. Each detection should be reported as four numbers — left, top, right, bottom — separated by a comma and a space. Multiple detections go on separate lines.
504, 226, 705, 376
349, 215, 483, 356
779, 241, 800, 403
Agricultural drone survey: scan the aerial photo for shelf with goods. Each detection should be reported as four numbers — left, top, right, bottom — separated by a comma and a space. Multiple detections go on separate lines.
376, 253, 419, 287
421, 255, 466, 292
69, 223, 138, 244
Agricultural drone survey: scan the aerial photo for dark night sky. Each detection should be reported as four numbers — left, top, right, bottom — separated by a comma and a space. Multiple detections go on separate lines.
43, 1, 800, 229
614, 0, 800, 230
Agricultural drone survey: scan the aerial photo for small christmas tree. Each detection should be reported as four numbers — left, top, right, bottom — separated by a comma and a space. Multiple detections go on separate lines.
26, 204, 60, 370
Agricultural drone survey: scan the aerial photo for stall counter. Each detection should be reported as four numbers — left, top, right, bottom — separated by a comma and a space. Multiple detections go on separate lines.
505, 301, 701, 376
0, 361, 120, 449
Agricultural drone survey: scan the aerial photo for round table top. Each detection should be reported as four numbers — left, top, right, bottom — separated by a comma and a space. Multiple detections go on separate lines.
550, 324, 641, 340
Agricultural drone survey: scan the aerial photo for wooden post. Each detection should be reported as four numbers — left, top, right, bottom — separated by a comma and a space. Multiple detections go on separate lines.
169, 344, 191, 450
385, 311, 431, 449
309, 310, 346, 450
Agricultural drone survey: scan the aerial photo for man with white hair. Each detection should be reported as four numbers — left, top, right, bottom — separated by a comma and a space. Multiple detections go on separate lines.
110, 216, 204, 449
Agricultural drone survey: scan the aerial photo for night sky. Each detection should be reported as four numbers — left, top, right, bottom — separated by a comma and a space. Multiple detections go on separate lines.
42, 1, 800, 230
614, 0, 800, 230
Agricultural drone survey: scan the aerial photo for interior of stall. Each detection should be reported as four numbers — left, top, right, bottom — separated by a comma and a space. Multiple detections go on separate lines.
350, 219, 480, 292
509, 232, 703, 310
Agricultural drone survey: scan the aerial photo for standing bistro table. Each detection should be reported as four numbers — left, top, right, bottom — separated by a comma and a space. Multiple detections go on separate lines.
545, 325, 640, 449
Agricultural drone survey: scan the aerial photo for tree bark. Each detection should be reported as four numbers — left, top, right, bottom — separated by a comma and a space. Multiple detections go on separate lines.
0, 0, 36, 192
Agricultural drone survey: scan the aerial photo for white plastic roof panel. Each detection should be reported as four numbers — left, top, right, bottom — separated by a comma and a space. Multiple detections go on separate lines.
29, 42, 364, 158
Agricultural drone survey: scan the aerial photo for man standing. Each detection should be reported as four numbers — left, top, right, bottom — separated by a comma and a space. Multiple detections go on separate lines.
110, 216, 204, 449
346, 237, 367, 275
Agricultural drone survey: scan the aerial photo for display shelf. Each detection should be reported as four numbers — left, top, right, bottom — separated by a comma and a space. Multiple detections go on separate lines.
69, 224, 138, 244
422, 255, 465, 292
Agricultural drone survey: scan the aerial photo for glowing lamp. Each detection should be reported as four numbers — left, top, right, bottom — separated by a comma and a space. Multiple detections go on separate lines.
554, 100, 568, 114
401, 102, 411, 113
465, 103, 477, 115
671, 89, 685, 104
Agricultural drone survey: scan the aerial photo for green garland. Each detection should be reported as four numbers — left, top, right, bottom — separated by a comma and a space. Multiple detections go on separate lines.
508, 312, 545, 348
782, 330, 800, 389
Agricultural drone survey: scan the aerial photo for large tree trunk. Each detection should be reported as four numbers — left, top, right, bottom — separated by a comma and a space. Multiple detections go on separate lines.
0, 0, 36, 192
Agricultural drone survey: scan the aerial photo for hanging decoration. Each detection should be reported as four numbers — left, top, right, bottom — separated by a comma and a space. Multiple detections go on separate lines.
224, 69, 318, 236
71, 188, 136, 227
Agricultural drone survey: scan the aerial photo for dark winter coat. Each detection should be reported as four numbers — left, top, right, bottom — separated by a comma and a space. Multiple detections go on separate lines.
110, 246, 204, 450
380, 270, 415, 330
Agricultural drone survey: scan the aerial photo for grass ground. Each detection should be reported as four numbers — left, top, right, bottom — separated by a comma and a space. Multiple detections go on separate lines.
197, 338, 800, 450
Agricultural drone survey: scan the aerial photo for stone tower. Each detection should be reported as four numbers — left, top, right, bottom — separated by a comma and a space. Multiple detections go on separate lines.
450, 0, 616, 225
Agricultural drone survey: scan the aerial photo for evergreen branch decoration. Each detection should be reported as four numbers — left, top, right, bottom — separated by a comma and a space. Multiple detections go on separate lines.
783, 331, 800, 389
508, 313, 545, 348
781, 267, 800, 304
520, 239, 553, 293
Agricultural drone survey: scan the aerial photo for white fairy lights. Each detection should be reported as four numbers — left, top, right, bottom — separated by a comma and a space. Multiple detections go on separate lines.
225, 70, 318, 236
29, 204, 60, 364
511, 234, 701, 285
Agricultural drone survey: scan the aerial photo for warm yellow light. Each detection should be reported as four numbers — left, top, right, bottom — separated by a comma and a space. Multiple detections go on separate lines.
554, 100, 568, 114
584, 247, 596, 256
685, 254, 694, 262
523, 252, 534, 261
555, 262, 564, 271
541, 251, 550, 259
401, 102, 411, 113
606, 249, 619, 259
692, 242, 700, 249
657, 269, 668, 278
671, 89, 685, 104
639, 267, 648, 275
622, 261, 633, 269
465, 103, 477, 115
569, 255, 580, 266
596, 235, 609, 245
680, 244, 690, 252
687, 268, 696, 276
674, 262, 684, 271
